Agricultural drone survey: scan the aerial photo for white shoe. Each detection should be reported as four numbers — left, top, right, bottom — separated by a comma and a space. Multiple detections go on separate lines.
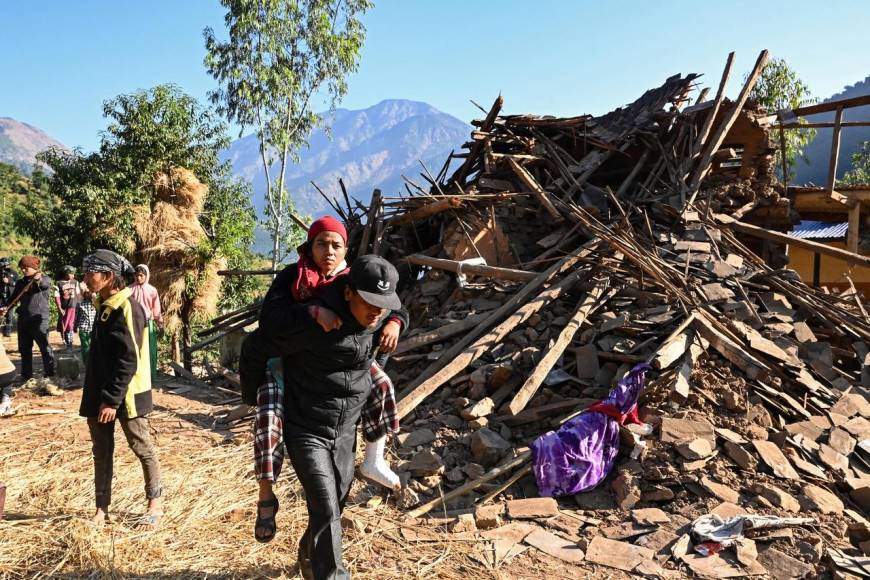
0, 396, 13, 417
359, 436, 401, 490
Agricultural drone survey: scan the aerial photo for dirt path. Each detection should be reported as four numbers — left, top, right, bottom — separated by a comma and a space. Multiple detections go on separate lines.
0, 333, 595, 579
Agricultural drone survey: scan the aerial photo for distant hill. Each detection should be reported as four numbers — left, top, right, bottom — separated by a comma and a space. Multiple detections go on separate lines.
221, 99, 470, 219
0, 117, 66, 174
793, 76, 870, 186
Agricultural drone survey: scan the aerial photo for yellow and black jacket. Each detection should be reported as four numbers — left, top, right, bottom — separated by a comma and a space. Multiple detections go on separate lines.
79, 288, 152, 419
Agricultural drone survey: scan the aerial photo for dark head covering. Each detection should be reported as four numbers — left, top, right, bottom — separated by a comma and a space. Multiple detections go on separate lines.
82, 249, 136, 284
62, 265, 76, 275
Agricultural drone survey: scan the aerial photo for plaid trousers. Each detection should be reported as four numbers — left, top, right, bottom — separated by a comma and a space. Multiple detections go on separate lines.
254, 359, 399, 482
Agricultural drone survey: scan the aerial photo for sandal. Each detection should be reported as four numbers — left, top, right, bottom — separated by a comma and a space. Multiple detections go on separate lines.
134, 513, 162, 530
254, 495, 279, 543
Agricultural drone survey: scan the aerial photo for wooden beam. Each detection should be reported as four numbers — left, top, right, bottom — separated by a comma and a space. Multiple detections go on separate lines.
394, 313, 489, 355
788, 93, 870, 117
405, 254, 538, 282
395, 243, 598, 404
849, 201, 861, 254
687, 50, 768, 196
715, 214, 870, 269
693, 51, 734, 157
396, 264, 593, 420
827, 107, 844, 194
507, 157, 563, 220
506, 278, 609, 416
778, 121, 870, 130
388, 197, 462, 226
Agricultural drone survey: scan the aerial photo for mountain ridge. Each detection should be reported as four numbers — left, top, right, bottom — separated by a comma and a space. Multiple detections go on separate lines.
0, 117, 66, 173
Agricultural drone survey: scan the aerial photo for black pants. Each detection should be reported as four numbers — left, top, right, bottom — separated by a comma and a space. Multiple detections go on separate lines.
18, 317, 54, 379
2, 310, 14, 337
0, 369, 15, 399
286, 427, 357, 580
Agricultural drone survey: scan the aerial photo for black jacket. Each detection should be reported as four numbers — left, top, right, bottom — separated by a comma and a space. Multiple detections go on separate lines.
257, 262, 336, 335
79, 288, 153, 419
240, 278, 407, 440
8, 274, 52, 322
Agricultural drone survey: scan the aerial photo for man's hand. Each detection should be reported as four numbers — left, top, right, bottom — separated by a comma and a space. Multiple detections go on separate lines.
311, 306, 342, 332
379, 320, 401, 353
97, 403, 117, 424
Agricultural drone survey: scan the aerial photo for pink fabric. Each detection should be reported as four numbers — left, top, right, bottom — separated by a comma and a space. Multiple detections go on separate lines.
131, 283, 163, 327
59, 306, 77, 333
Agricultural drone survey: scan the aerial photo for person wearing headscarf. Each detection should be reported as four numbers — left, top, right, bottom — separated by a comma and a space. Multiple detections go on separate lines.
54, 265, 81, 350
130, 264, 163, 382
79, 249, 162, 530
0, 256, 55, 381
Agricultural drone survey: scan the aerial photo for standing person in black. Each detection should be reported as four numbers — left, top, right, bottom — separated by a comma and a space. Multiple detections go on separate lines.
0, 258, 18, 337
0, 256, 55, 380
240, 255, 407, 580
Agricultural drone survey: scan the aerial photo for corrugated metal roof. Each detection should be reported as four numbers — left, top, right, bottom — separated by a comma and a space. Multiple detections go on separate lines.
789, 220, 848, 240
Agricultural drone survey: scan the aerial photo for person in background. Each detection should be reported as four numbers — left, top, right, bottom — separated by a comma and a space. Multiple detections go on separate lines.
76, 289, 97, 365
0, 256, 55, 381
55, 265, 82, 350
0, 340, 17, 416
130, 264, 162, 382
79, 250, 162, 529
0, 258, 18, 337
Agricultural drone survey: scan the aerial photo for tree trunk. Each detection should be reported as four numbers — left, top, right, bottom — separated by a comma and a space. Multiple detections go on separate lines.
180, 296, 194, 371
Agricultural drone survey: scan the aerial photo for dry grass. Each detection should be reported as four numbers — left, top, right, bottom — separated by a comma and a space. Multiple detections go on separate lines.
0, 388, 490, 579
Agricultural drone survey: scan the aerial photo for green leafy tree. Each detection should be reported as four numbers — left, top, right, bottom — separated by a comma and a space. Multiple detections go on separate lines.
841, 141, 870, 185
748, 58, 816, 181
14, 86, 258, 365
204, 0, 372, 269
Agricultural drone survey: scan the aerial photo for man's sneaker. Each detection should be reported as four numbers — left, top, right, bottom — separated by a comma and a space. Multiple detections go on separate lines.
0, 396, 13, 417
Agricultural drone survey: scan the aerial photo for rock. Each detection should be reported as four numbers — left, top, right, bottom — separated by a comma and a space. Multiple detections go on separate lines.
463, 463, 486, 480
700, 476, 739, 504
676, 438, 714, 460
818, 443, 850, 474
752, 440, 800, 480
398, 428, 436, 449
488, 365, 513, 389
723, 441, 757, 470
660, 417, 715, 444
575, 343, 600, 380
601, 521, 655, 540
585, 536, 655, 573
641, 485, 675, 502
506, 497, 559, 519
474, 504, 503, 529
467, 417, 489, 430
574, 488, 616, 510
711, 502, 747, 519
831, 393, 870, 418
795, 537, 824, 563
407, 451, 444, 477
469, 428, 511, 466
635, 528, 679, 553
828, 427, 857, 456
756, 546, 815, 580
445, 467, 465, 484
612, 471, 641, 509
722, 391, 740, 411
631, 507, 670, 526
523, 527, 585, 564
433, 414, 464, 430
449, 513, 477, 533
752, 484, 800, 513
460, 397, 495, 420
799, 483, 844, 514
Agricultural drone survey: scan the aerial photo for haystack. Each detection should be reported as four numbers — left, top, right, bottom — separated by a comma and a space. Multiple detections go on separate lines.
135, 166, 221, 336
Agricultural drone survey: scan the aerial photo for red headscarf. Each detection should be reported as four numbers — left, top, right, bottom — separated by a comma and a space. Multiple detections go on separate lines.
292, 216, 349, 302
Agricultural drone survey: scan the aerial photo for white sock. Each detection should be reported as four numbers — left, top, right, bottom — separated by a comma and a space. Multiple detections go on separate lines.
360, 436, 400, 490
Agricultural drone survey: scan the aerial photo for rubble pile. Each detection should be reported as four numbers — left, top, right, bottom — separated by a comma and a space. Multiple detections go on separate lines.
325, 51, 870, 577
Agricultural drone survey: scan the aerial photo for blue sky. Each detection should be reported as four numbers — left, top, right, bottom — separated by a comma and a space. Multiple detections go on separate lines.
2, 1, 869, 151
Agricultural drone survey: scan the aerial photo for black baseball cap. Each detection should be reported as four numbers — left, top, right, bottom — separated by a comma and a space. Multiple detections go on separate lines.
349, 255, 401, 311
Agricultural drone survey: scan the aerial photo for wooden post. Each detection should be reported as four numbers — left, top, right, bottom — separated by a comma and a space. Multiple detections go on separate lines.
687, 50, 768, 197
848, 201, 861, 254
506, 278, 608, 416
693, 52, 735, 157
405, 254, 537, 282
827, 107, 844, 194
778, 121, 790, 192
507, 158, 563, 220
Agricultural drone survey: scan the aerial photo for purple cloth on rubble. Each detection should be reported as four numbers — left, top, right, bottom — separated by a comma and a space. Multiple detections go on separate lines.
530, 363, 651, 498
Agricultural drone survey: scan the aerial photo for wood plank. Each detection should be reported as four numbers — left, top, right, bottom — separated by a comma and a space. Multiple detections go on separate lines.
506, 278, 609, 416
687, 50, 768, 195
388, 197, 462, 226
507, 158, 562, 220
693, 51, 734, 157
849, 201, 861, 254
405, 254, 537, 282
396, 245, 598, 418
827, 107, 844, 193
716, 214, 870, 269
788, 93, 870, 117
394, 313, 489, 355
